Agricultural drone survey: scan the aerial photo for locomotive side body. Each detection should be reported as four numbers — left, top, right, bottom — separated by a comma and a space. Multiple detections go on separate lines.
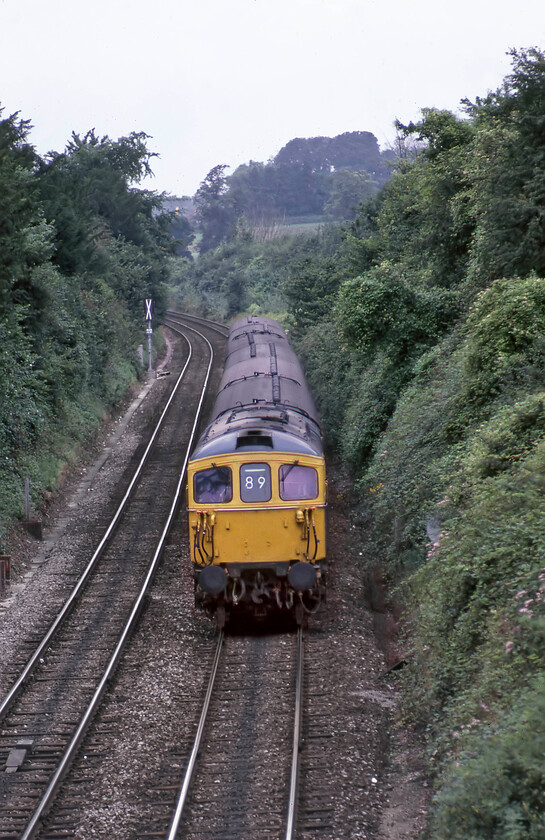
187, 316, 327, 625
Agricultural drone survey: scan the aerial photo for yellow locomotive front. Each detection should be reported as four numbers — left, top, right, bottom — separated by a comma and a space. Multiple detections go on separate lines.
188, 449, 327, 623
187, 316, 327, 626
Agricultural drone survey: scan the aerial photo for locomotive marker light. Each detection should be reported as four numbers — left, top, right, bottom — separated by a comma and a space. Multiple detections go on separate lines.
145, 298, 153, 372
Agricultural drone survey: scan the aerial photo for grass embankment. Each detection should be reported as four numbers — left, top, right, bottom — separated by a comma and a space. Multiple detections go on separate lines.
359, 276, 545, 837
0, 333, 164, 555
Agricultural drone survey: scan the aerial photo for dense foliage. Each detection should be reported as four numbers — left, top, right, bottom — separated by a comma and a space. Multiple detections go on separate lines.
0, 112, 171, 543
192, 131, 393, 253
296, 48, 545, 836
173, 46, 545, 836
171, 220, 344, 324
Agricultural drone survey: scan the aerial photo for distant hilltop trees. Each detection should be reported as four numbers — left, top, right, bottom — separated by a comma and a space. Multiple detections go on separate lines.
274, 130, 390, 173
167, 130, 395, 254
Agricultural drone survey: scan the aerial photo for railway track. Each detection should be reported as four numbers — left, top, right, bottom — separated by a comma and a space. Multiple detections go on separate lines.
0, 316, 225, 839
136, 627, 306, 840
0, 312, 388, 840
166, 310, 229, 339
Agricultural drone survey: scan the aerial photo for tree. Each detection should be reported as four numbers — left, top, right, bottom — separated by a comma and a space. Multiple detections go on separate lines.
282, 228, 346, 333
460, 48, 545, 285
227, 161, 279, 227
323, 169, 376, 220
167, 207, 194, 258
0, 108, 41, 313
274, 131, 386, 176
194, 164, 237, 252
347, 109, 475, 289
37, 130, 170, 318
335, 261, 456, 362
206, 131, 394, 236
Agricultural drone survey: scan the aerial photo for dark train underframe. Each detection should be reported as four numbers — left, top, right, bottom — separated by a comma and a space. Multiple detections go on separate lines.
195, 560, 326, 627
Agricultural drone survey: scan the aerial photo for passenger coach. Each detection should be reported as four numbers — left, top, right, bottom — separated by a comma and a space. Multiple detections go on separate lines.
187, 316, 327, 626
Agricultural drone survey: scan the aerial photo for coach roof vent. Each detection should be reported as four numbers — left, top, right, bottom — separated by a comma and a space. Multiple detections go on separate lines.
235, 431, 274, 449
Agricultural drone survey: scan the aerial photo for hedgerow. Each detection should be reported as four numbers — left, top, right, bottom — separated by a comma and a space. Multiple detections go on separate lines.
0, 111, 170, 544
277, 48, 545, 837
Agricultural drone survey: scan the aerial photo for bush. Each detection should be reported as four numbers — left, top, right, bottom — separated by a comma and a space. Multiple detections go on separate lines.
295, 316, 358, 450
354, 272, 545, 792
428, 673, 545, 839
407, 436, 545, 725
461, 275, 545, 406
335, 261, 458, 362
341, 352, 410, 471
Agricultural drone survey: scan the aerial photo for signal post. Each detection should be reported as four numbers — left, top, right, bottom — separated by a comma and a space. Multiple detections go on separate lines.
145, 298, 153, 372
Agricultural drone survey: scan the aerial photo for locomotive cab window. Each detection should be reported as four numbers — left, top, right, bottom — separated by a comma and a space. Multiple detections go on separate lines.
194, 466, 232, 503
279, 464, 319, 501
240, 463, 271, 502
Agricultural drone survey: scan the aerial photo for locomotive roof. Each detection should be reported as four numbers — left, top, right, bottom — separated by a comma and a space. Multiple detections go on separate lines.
191, 316, 323, 459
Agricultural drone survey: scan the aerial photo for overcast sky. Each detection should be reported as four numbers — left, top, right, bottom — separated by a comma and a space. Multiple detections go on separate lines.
2, 0, 545, 197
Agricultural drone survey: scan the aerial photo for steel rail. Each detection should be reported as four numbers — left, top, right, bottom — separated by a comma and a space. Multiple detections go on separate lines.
0, 331, 192, 726
285, 626, 304, 840
166, 309, 229, 338
166, 631, 225, 840
166, 627, 305, 840
19, 324, 216, 840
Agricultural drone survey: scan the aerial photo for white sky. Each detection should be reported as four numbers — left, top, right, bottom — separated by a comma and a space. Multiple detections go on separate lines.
1, 0, 545, 197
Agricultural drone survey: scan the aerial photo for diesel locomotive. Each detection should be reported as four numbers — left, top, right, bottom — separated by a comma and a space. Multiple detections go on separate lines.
187, 315, 327, 626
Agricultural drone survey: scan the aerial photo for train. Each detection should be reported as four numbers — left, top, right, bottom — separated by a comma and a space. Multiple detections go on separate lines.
187, 315, 327, 627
